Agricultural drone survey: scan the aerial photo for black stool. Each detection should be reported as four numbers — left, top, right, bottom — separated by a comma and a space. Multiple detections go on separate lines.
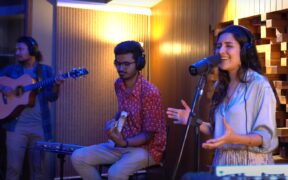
99, 127, 169, 180
99, 163, 165, 180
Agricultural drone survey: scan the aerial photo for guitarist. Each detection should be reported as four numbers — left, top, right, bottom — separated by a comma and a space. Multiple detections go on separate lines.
0, 36, 63, 180
71, 41, 167, 180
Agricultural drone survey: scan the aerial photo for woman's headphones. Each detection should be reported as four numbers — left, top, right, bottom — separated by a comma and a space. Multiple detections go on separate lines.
237, 25, 254, 51
233, 25, 255, 68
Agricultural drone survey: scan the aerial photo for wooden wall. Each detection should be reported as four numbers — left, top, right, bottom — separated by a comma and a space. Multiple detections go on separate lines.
54, 7, 149, 177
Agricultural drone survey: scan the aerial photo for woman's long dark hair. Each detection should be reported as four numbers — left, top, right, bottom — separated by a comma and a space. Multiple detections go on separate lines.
209, 25, 262, 127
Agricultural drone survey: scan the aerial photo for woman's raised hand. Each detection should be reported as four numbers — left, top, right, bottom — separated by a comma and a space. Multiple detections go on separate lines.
166, 99, 191, 125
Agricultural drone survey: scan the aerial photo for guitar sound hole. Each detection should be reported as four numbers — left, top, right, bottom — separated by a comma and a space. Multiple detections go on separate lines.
15, 86, 24, 97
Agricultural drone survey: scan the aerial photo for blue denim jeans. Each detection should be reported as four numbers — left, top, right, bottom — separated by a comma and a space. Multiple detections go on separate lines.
5, 124, 45, 180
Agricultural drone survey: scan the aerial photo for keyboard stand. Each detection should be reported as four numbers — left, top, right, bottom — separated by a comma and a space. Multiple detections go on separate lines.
35, 141, 85, 180
57, 153, 66, 180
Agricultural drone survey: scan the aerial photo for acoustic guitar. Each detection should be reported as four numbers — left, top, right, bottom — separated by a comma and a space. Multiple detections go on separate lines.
0, 68, 88, 121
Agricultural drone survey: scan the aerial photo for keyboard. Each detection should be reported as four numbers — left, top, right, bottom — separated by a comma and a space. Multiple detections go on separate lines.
214, 164, 288, 177
36, 141, 85, 155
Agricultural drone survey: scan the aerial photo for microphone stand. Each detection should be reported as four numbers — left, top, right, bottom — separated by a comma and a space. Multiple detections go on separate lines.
172, 73, 207, 180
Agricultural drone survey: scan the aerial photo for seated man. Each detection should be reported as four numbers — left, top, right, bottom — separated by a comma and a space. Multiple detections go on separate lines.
71, 40, 166, 180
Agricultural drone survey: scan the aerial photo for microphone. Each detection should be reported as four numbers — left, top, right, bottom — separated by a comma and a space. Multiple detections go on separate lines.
189, 54, 221, 76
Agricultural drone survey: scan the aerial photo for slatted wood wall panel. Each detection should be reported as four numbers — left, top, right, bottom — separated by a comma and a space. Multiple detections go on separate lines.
55, 7, 149, 177
211, 0, 288, 29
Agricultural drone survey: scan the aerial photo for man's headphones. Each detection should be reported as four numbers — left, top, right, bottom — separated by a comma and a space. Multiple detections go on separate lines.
134, 42, 146, 71
135, 52, 145, 71
17, 36, 39, 56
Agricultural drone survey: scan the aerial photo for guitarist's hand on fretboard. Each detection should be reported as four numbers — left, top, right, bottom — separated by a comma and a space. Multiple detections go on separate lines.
54, 74, 65, 86
52, 75, 65, 94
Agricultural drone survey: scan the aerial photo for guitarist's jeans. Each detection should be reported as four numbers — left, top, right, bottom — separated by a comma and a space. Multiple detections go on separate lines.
5, 124, 45, 180
71, 141, 156, 180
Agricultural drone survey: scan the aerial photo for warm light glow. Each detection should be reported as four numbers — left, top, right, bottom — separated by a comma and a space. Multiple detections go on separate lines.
58, 0, 150, 44
97, 14, 143, 43
109, 0, 162, 8
58, 0, 151, 15
152, 25, 165, 40
222, 0, 236, 21
160, 42, 192, 55
160, 43, 172, 55
151, 8, 168, 40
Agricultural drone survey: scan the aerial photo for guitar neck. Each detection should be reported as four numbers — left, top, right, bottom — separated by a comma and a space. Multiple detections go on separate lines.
23, 73, 69, 92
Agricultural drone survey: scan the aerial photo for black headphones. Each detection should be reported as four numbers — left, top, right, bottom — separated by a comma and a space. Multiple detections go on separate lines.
230, 25, 255, 69
236, 26, 254, 59
239, 26, 253, 48
134, 43, 146, 71
17, 36, 39, 56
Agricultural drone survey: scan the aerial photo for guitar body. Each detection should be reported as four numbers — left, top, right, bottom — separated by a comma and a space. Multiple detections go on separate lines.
0, 67, 88, 121
0, 75, 37, 121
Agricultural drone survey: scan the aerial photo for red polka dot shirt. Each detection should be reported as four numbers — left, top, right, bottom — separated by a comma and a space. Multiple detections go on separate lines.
115, 74, 166, 163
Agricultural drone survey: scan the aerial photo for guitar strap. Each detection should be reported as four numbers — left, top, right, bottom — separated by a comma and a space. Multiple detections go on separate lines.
37, 63, 43, 82
36, 64, 43, 92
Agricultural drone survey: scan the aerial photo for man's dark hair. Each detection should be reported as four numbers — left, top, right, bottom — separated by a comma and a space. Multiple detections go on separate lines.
114, 41, 145, 70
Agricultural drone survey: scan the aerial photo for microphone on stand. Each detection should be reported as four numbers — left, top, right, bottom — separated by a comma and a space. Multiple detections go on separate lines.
189, 54, 221, 76
173, 55, 221, 179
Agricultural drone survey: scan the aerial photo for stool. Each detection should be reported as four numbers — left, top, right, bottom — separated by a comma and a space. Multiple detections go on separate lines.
99, 127, 169, 179
99, 163, 165, 180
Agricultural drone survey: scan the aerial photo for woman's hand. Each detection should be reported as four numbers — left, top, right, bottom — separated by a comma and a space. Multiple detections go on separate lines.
166, 100, 191, 125
202, 118, 235, 149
